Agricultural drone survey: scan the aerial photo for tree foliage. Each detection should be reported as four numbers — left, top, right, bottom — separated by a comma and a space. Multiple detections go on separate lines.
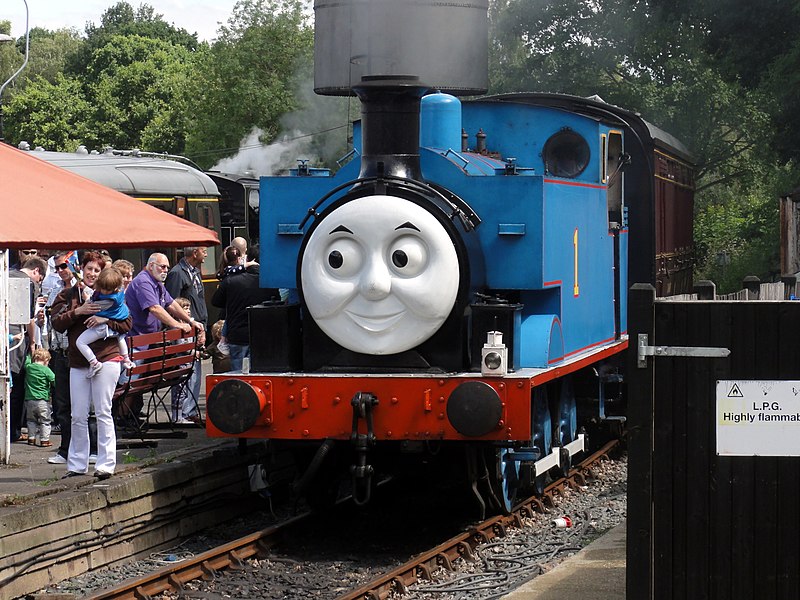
4, 74, 90, 150
81, 34, 194, 152
66, 1, 200, 75
183, 0, 313, 169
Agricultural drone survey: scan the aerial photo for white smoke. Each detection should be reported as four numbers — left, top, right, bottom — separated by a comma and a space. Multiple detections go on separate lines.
210, 127, 316, 176
210, 69, 354, 176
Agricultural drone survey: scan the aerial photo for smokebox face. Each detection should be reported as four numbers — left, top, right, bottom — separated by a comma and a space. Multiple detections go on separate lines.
313, 0, 488, 96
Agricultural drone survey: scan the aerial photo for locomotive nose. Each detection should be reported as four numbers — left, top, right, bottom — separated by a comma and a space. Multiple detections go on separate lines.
358, 258, 392, 300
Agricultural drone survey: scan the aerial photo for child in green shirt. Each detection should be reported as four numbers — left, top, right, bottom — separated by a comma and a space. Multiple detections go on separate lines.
24, 348, 56, 447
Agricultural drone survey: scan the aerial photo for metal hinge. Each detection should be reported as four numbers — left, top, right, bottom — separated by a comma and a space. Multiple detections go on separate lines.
637, 333, 730, 368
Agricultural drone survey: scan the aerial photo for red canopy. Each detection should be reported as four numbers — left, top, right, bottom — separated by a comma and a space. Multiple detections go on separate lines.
0, 143, 219, 248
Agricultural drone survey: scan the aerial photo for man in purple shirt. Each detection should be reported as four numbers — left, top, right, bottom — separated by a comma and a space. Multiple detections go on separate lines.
125, 253, 201, 340
119, 253, 202, 424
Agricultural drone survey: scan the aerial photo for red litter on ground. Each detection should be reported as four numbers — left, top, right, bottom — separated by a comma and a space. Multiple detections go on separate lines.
552, 516, 572, 528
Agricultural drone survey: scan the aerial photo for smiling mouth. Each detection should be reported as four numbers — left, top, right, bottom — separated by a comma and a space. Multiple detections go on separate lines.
345, 310, 404, 332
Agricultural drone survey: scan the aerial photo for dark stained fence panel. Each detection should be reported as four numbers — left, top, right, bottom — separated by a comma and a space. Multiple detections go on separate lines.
628, 286, 800, 600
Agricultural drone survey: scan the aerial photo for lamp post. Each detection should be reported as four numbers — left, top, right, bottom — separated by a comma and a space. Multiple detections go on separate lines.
0, 0, 30, 143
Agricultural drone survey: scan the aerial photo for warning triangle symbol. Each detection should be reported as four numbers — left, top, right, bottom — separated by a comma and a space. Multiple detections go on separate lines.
728, 383, 743, 398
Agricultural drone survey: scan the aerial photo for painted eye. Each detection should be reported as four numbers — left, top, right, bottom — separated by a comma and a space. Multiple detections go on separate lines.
329, 251, 343, 269
324, 238, 362, 278
392, 250, 408, 268
388, 236, 427, 277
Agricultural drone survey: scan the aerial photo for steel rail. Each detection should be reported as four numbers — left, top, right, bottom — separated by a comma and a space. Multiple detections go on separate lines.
83, 512, 311, 600
336, 439, 620, 600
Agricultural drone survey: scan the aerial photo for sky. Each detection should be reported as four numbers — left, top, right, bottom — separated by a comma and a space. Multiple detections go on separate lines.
2, 1, 240, 42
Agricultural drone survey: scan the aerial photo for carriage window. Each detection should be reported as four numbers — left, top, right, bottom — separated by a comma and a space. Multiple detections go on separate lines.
606, 131, 624, 225
195, 203, 218, 277
543, 129, 590, 178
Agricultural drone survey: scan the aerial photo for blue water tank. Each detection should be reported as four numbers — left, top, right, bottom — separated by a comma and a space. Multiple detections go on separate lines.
421, 93, 462, 152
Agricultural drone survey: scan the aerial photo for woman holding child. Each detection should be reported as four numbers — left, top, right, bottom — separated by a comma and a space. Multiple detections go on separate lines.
51, 251, 132, 480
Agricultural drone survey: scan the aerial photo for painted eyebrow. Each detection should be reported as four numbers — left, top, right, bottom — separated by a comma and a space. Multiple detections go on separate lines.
329, 225, 353, 235
395, 221, 420, 232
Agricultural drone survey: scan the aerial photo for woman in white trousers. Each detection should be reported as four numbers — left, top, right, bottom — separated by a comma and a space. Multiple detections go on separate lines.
51, 251, 132, 479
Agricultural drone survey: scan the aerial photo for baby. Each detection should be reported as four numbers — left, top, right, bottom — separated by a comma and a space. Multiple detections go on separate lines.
75, 267, 133, 378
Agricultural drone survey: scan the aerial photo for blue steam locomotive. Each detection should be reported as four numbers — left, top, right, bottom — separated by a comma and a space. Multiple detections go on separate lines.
205, 0, 693, 515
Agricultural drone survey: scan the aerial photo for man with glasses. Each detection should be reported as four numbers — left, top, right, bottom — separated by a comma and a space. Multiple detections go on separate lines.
125, 253, 196, 339
121, 253, 197, 425
11, 248, 39, 270
9, 255, 48, 442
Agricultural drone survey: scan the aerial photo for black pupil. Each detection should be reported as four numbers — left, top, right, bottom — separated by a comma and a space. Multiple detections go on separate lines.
329, 250, 343, 269
392, 250, 408, 268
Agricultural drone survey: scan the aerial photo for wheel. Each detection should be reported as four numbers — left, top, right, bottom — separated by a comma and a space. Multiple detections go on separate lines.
531, 386, 552, 494
554, 377, 577, 477
489, 447, 521, 514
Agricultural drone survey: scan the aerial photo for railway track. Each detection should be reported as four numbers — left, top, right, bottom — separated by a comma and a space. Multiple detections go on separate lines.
83, 512, 312, 600
338, 439, 620, 600
82, 439, 620, 600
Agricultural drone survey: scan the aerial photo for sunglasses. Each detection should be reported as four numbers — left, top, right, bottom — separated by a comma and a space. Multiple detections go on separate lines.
55, 263, 71, 271
22, 250, 37, 255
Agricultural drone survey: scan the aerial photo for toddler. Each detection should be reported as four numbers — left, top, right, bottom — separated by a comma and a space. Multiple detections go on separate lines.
24, 348, 55, 446
76, 267, 134, 378
206, 320, 232, 373
170, 297, 201, 423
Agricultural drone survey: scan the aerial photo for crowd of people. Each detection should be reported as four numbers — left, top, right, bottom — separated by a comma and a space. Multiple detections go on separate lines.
5, 238, 279, 481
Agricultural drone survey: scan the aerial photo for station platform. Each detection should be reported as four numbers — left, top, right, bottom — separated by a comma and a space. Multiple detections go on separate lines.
0, 361, 273, 599
0, 359, 223, 505
502, 522, 626, 599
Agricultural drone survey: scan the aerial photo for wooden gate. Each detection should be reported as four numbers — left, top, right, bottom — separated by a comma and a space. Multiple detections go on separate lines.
627, 284, 800, 599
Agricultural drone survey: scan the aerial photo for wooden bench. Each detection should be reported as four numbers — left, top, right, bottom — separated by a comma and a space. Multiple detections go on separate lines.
113, 326, 200, 440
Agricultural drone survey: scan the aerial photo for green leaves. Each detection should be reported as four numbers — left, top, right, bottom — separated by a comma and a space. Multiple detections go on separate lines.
4, 74, 90, 151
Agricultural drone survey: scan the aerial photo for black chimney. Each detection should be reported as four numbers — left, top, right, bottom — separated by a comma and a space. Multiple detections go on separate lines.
352, 76, 427, 181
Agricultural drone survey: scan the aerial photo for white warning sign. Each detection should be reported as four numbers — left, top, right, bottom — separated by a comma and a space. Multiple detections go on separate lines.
717, 380, 800, 456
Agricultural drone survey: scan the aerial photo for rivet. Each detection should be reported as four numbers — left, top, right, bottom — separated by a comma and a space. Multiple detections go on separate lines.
302, 429, 309, 437
391, 397, 399, 404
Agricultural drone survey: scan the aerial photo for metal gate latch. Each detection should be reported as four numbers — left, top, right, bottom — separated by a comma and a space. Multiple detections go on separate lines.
637, 333, 730, 368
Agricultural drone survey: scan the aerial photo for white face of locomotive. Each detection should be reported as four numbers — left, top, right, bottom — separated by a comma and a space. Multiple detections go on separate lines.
301, 195, 460, 355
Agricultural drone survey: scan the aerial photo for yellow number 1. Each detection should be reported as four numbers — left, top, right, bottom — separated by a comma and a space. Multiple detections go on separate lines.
573, 228, 579, 297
